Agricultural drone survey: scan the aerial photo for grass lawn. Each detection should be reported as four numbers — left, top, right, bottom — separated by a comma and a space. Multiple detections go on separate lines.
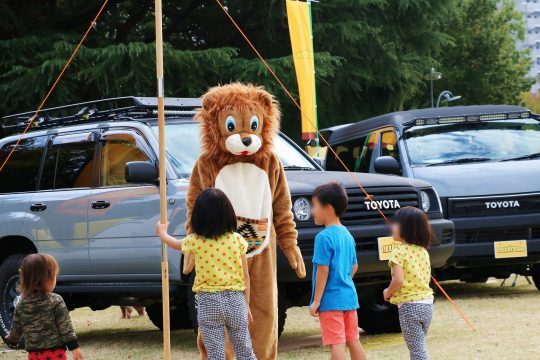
1, 277, 538, 359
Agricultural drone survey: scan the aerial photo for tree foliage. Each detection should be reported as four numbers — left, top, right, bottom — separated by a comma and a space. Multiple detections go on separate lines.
0, 0, 533, 141
427, 0, 533, 108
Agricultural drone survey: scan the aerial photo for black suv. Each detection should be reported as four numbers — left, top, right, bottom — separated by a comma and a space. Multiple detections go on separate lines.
321, 105, 540, 289
0, 97, 454, 345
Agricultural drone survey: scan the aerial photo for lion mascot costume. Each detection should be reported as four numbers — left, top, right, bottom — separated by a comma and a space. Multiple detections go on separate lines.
184, 83, 306, 360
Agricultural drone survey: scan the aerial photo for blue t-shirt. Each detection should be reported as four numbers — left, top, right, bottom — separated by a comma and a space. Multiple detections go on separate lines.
310, 225, 359, 311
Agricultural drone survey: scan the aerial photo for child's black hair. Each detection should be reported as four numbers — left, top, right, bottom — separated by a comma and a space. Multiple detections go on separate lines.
312, 182, 348, 217
393, 206, 432, 248
191, 188, 237, 239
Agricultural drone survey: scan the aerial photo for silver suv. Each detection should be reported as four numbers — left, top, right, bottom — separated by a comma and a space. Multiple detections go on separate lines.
0, 97, 454, 345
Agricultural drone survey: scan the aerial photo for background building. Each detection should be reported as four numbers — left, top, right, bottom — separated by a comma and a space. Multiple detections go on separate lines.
516, 0, 540, 92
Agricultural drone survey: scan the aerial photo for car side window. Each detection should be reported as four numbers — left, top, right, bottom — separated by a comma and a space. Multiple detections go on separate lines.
326, 132, 378, 173
380, 129, 400, 164
0, 136, 47, 193
40, 133, 97, 190
99, 131, 153, 186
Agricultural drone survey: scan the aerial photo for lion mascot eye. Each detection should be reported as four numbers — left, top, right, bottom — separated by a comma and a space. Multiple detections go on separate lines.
250, 115, 260, 131
226, 115, 236, 132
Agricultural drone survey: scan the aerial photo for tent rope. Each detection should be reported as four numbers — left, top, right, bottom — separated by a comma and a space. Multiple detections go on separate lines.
214, 0, 476, 332
0, 0, 110, 174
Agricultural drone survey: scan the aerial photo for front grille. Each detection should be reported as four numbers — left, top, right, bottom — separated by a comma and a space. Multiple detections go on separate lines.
341, 187, 419, 224
440, 228, 454, 244
456, 227, 534, 244
449, 193, 540, 218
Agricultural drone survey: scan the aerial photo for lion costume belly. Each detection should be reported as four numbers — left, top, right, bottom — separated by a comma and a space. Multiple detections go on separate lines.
215, 162, 272, 257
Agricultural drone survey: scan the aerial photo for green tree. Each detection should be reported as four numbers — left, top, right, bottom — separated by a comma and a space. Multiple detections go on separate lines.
426, 0, 533, 107
1, 0, 531, 142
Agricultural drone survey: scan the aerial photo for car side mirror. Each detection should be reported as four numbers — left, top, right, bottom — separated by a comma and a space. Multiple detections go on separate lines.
125, 161, 158, 184
374, 156, 401, 175
311, 157, 325, 169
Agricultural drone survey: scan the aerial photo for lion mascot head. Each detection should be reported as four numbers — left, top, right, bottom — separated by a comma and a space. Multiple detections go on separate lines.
195, 83, 280, 164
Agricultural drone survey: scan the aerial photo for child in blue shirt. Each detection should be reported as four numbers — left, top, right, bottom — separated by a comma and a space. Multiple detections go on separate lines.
309, 182, 366, 360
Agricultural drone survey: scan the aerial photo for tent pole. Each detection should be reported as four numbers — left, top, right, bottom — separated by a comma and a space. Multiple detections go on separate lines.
154, 0, 171, 358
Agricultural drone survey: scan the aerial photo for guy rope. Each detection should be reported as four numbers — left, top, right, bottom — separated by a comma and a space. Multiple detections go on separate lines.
0, 4, 475, 355
0, 0, 173, 357
213, 0, 476, 332
0, 0, 110, 174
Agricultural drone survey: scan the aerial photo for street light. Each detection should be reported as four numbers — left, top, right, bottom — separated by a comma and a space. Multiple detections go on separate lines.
436, 90, 462, 107
424, 68, 442, 107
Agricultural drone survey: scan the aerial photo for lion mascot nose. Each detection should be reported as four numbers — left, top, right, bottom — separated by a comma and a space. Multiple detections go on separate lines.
242, 137, 252, 146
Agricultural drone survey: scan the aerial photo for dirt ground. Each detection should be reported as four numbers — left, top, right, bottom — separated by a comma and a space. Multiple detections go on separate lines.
1, 277, 539, 359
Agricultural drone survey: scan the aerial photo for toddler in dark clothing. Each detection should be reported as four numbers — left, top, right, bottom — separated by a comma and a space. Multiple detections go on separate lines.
6, 254, 83, 360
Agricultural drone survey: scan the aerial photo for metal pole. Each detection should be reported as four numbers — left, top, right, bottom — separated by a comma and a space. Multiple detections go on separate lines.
154, 0, 171, 358
430, 78, 434, 108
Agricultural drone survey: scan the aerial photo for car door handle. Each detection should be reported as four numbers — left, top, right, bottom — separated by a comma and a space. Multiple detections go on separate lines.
30, 203, 47, 212
91, 200, 111, 209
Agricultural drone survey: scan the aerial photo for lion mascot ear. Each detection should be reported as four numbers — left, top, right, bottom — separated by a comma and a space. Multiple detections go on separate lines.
254, 86, 280, 128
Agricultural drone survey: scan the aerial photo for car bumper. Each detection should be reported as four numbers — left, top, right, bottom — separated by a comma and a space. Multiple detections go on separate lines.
444, 213, 540, 269
277, 218, 455, 283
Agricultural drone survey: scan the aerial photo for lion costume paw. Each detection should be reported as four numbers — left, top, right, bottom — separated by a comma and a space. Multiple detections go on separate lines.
282, 245, 306, 278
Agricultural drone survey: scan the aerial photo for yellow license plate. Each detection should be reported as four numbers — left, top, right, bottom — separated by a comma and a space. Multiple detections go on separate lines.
378, 236, 400, 261
494, 240, 528, 259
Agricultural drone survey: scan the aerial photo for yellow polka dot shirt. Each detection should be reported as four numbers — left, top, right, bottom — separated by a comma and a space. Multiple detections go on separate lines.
388, 243, 433, 305
182, 232, 248, 293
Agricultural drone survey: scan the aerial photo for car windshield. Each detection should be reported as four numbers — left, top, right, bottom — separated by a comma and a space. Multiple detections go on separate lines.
403, 119, 540, 166
152, 123, 317, 177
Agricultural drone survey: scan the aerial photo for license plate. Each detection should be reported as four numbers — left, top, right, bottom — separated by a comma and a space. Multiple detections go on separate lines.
378, 236, 400, 261
494, 240, 528, 259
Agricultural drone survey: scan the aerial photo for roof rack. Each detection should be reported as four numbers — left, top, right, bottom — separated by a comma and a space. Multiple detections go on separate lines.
402, 110, 539, 127
1, 96, 202, 138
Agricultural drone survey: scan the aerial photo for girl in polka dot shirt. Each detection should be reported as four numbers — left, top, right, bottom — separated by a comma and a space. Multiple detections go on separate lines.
156, 188, 256, 360
383, 206, 434, 360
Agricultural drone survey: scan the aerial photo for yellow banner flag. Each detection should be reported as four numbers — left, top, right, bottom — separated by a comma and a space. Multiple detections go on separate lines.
286, 0, 318, 140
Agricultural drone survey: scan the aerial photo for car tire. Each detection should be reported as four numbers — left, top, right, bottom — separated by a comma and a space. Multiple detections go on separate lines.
532, 265, 540, 291
357, 294, 401, 334
146, 300, 193, 331
187, 281, 198, 335
277, 290, 288, 338
0, 254, 24, 348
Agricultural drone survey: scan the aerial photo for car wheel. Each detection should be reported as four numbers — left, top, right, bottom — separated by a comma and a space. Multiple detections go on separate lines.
277, 290, 288, 338
147, 299, 193, 331
187, 282, 198, 335
532, 264, 540, 291
0, 254, 24, 348
357, 292, 401, 334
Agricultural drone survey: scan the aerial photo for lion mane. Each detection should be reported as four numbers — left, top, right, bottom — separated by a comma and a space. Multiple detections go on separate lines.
195, 82, 281, 166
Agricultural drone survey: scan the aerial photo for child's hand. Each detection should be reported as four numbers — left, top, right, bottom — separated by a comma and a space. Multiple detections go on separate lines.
72, 348, 84, 360
248, 309, 253, 324
155, 221, 169, 237
309, 301, 320, 317
383, 288, 391, 302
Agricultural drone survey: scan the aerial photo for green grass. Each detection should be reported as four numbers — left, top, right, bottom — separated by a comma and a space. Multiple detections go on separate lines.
1, 277, 539, 359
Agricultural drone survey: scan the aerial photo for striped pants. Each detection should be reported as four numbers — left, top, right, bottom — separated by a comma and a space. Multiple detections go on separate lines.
398, 303, 433, 360
195, 291, 256, 360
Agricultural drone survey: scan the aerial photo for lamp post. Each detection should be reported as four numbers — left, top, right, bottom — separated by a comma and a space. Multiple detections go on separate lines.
436, 90, 462, 107
424, 68, 442, 107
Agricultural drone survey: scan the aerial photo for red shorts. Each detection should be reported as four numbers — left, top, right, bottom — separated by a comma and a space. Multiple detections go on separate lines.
28, 349, 67, 360
319, 310, 360, 345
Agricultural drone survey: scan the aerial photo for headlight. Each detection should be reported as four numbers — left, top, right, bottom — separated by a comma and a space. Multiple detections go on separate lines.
293, 197, 311, 221
420, 191, 431, 212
